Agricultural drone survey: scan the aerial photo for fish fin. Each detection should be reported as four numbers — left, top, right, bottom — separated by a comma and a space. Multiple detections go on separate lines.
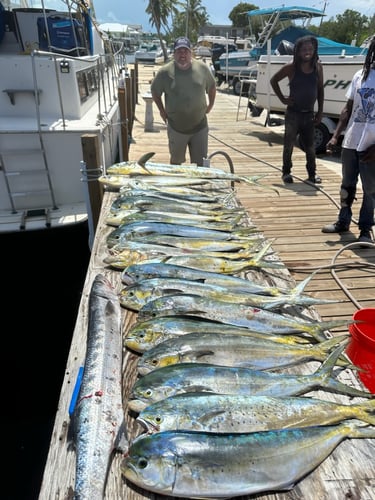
137, 152, 155, 167
198, 409, 227, 425
318, 344, 373, 398
193, 350, 216, 360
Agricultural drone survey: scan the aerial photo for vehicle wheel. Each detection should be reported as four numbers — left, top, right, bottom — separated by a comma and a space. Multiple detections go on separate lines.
233, 78, 250, 96
298, 122, 331, 154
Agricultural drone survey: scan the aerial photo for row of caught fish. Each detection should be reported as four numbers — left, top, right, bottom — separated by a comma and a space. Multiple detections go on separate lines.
102, 159, 373, 499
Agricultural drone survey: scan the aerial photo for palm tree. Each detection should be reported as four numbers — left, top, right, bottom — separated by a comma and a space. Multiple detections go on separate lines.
146, 0, 181, 60
184, 0, 208, 40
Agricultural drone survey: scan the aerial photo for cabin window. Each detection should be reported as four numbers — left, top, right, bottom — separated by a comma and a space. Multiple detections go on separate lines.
76, 67, 98, 103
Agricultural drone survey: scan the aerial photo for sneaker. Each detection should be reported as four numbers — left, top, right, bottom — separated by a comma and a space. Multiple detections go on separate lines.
282, 174, 293, 183
358, 229, 374, 246
306, 175, 322, 184
321, 221, 350, 233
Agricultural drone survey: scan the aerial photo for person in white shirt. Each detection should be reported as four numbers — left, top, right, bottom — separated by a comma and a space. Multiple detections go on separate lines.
322, 37, 375, 244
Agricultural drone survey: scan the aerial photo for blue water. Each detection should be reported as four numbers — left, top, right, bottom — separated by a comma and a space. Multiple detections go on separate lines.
2, 222, 91, 500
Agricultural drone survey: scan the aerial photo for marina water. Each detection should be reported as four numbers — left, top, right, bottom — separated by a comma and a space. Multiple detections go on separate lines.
2, 221, 91, 499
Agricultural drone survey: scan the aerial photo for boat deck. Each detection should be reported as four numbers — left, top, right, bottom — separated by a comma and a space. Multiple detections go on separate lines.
39, 63, 375, 500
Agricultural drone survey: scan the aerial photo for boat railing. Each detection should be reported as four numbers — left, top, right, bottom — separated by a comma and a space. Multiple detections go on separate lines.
28, 48, 120, 127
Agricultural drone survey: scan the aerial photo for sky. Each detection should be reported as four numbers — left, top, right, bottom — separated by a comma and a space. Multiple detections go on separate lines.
93, 0, 375, 31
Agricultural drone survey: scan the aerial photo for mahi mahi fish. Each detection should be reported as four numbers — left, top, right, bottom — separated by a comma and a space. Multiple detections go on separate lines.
121, 422, 375, 498
106, 152, 279, 192
128, 345, 372, 413
136, 392, 375, 433
137, 294, 349, 341
119, 277, 337, 312
121, 262, 286, 295
125, 317, 309, 353
135, 333, 351, 374
73, 274, 127, 499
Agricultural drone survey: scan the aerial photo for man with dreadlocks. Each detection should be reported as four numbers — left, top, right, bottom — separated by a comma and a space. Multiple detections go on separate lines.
270, 35, 324, 184
322, 37, 375, 245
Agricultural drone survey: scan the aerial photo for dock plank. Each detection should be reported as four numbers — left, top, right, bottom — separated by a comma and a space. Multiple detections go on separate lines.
39, 62, 375, 500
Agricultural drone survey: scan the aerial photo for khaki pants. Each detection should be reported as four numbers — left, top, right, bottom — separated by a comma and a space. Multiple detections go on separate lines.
167, 124, 208, 166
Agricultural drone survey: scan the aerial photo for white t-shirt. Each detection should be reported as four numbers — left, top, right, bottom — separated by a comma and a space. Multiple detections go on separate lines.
342, 67, 375, 152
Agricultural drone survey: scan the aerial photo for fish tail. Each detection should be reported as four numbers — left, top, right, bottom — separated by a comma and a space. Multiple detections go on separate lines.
290, 271, 318, 295
355, 399, 375, 425
306, 319, 353, 342
317, 335, 355, 368
318, 344, 373, 398
241, 175, 279, 195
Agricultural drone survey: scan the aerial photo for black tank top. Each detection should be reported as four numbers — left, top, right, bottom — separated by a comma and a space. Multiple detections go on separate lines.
288, 68, 318, 112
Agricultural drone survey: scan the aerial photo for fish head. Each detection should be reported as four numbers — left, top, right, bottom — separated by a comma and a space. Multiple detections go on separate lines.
137, 353, 181, 376
124, 324, 165, 353
128, 379, 179, 412
120, 286, 154, 311
120, 433, 176, 495
106, 227, 125, 248
103, 249, 144, 270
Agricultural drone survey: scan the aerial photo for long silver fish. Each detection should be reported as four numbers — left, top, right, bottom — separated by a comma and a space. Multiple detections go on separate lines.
136, 333, 351, 374
73, 274, 127, 499
99, 174, 231, 191
119, 277, 337, 313
125, 317, 308, 353
128, 345, 372, 413
137, 393, 375, 433
137, 294, 348, 341
121, 422, 375, 498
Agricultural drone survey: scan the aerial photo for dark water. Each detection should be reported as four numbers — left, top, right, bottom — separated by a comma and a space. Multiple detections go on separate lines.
2, 221, 91, 500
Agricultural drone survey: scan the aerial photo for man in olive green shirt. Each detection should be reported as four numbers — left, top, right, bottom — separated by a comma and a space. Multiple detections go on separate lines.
151, 36, 216, 166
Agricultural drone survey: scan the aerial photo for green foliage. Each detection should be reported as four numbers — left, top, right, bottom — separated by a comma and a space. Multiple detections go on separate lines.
228, 2, 258, 28
147, 3, 373, 48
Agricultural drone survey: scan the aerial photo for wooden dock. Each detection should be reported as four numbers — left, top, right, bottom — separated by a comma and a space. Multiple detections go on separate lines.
39, 62, 375, 500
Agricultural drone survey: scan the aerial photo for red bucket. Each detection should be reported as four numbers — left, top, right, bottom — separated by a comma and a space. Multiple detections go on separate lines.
346, 308, 375, 394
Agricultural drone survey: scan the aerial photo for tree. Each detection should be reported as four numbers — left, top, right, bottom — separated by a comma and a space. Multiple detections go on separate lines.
146, 0, 181, 60
170, 0, 209, 42
315, 10, 370, 45
229, 2, 258, 30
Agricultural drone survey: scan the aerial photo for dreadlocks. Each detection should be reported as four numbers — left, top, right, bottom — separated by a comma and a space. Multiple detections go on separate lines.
292, 36, 319, 71
362, 36, 375, 82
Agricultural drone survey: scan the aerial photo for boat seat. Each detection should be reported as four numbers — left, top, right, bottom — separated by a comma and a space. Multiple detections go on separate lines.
3, 88, 42, 105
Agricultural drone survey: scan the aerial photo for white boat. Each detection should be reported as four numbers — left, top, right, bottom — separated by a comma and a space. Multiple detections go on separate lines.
217, 6, 365, 94
135, 39, 168, 63
0, 0, 122, 233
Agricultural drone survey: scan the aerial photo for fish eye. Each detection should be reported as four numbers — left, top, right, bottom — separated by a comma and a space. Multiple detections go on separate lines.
151, 359, 159, 367
138, 458, 148, 469
155, 416, 162, 424
145, 389, 153, 397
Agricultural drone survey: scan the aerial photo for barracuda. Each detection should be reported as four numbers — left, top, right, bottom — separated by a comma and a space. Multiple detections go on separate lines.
72, 274, 127, 498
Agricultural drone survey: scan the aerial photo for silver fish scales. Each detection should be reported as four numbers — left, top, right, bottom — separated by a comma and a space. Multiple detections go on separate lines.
73, 274, 127, 499
128, 345, 372, 413
121, 422, 375, 498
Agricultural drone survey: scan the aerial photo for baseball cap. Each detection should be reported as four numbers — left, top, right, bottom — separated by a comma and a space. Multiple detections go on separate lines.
174, 37, 191, 51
